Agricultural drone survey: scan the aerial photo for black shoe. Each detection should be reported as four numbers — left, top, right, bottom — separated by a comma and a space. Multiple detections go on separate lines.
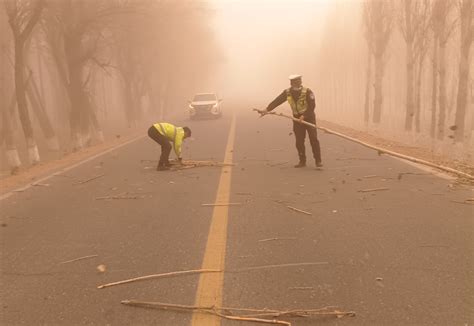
315, 161, 323, 168
294, 162, 306, 168
156, 165, 170, 171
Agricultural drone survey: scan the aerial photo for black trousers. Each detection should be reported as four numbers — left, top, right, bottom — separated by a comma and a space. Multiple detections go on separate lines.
293, 120, 322, 163
148, 126, 171, 166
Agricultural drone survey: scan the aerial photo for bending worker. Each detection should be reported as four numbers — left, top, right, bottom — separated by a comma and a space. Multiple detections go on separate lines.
148, 122, 192, 171
258, 74, 322, 168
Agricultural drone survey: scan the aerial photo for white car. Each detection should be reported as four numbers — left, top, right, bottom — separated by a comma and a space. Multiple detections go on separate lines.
188, 93, 223, 119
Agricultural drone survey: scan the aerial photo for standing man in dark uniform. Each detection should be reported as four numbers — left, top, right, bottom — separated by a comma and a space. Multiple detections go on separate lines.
258, 74, 322, 168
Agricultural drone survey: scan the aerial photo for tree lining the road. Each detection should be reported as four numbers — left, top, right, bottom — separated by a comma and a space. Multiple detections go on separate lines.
316, 0, 473, 161
1, 0, 221, 174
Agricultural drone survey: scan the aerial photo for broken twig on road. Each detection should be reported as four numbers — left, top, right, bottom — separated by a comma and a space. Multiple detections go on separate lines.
31, 183, 50, 187
267, 161, 289, 167
451, 200, 474, 205
98, 269, 221, 289
288, 287, 314, 290
201, 203, 242, 207
362, 175, 378, 178
170, 160, 234, 171
58, 254, 98, 265
286, 206, 312, 215
122, 300, 291, 325
121, 300, 355, 324
357, 187, 389, 193
258, 237, 297, 242
397, 172, 431, 180
75, 174, 105, 185
98, 262, 328, 289
95, 195, 140, 200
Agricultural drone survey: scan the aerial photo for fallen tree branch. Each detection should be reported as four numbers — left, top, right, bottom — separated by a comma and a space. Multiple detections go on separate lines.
121, 300, 292, 325
397, 172, 431, 180
267, 161, 289, 167
253, 109, 474, 180
75, 174, 105, 185
98, 262, 328, 289
357, 187, 389, 193
121, 300, 355, 324
286, 206, 312, 215
201, 203, 242, 207
171, 160, 234, 171
58, 254, 98, 265
95, 195, 140, 200
31, 183, 50, 187
97, 269, 221, 289
451, 200, 474, 205
258, 237, 297, 242
288, 287, 314, 290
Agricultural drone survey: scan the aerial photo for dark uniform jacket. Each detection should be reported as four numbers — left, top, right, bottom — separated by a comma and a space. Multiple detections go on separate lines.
266, 87, 316, 121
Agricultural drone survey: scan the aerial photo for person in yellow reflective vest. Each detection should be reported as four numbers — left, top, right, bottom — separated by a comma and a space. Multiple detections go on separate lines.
147, 123, 192, 171
258, 74, 322, 168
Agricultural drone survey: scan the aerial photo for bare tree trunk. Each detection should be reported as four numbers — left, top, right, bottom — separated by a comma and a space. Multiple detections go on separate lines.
13, 39, 39, 164
364, 51, 372, 126
372, 53, 384, 123
2, 91, 21, 174
26, 74, 59, 150
405, 40, 415, 130
64, 32, 91, 150
35, 38, 46, 101
67, 62, 85, 150
414, 57, 424, 133
430, 37, 439, 138
454, 0, 473, 142
6, 0, 45, 164
84, 92, 104, 143
437, 40, 447, 140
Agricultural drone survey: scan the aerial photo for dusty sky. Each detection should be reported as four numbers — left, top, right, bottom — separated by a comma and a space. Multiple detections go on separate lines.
210, 0, 333, 104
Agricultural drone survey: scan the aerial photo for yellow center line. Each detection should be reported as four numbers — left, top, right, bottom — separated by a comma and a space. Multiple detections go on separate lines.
191, 114, 236, 326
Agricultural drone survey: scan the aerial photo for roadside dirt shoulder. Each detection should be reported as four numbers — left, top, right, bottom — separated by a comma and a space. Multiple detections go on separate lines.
318, 120, 474, 179
0, 133, 143, 196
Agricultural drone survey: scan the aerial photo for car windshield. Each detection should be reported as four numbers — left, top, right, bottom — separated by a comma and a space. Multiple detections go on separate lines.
193, 94, 216, 101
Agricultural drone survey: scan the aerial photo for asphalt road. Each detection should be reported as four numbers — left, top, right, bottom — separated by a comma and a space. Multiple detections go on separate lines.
1, 109, 473, 326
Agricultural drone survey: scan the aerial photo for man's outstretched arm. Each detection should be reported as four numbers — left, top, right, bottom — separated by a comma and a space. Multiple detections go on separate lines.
265, 90, 287, 112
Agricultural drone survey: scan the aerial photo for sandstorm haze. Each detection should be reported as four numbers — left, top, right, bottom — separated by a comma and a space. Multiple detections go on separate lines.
211, 0, 330, 101
1, 0, 473, 174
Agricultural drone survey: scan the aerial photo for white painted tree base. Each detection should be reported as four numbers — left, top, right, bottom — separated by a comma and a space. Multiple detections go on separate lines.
6, 149, 21, 168
72, 133, 84, 151
95, 130, 105, 143
28, 145, 40, 164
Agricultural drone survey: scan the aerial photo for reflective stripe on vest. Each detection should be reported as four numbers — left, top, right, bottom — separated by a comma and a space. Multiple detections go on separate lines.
286, 87, 308, 115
